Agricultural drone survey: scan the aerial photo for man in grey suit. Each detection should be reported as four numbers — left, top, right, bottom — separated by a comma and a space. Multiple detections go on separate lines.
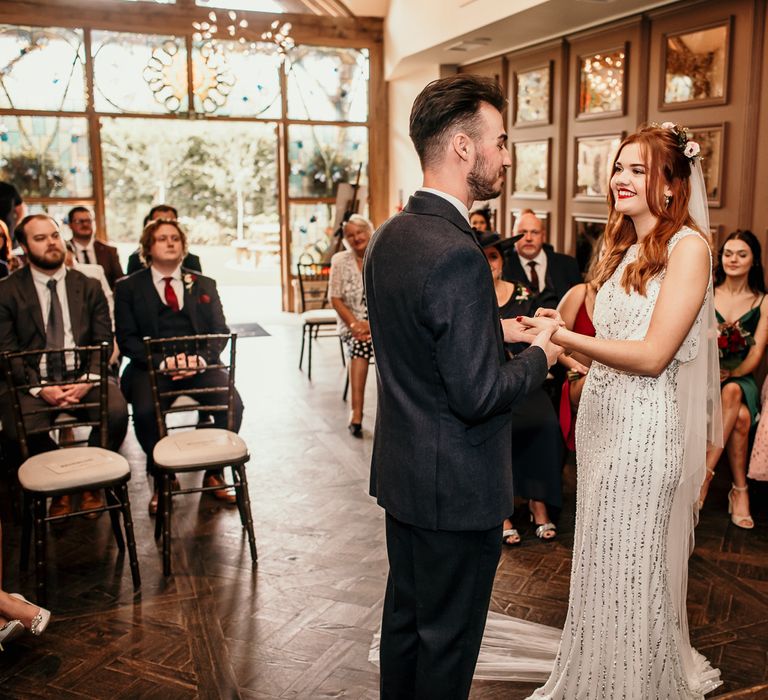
364, 75, 561, 699
0, 215, 128, 518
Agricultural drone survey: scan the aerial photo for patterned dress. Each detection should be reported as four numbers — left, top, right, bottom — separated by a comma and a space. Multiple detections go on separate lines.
529, 228, 720, 699
328, 249, 373, 360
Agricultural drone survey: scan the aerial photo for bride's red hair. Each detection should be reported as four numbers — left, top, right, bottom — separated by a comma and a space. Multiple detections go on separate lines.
592, 125, 703, 295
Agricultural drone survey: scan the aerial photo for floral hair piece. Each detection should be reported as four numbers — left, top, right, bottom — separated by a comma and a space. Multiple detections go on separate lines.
652, 121, 701, 162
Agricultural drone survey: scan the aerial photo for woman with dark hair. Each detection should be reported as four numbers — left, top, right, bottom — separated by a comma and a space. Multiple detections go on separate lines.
479, 232, 566, 544
517, 124, 722, 696
697, 230, 768, 526
469, 206, 493, 232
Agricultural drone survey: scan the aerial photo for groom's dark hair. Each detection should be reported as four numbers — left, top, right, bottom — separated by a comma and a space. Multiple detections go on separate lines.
409, 74, 505, 170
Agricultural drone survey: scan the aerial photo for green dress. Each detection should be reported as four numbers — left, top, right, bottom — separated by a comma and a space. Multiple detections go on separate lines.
716, 301, 763, 425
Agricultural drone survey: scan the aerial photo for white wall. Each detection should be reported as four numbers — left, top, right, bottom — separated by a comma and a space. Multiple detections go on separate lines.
387, 62, 441, 217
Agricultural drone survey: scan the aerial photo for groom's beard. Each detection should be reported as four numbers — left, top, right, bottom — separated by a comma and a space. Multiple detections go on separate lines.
467, 151, 504, 202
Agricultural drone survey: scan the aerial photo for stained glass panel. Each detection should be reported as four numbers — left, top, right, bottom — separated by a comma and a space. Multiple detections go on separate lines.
288, 125, 367, 198
664, 25, 728, 104
578, 48, 625, 116
286, 46, 368, 122
0, 25, 86, 111
0, 116, 91, 198
92, 31, 189, 113
191, 40, 281, 117
100, 117, 278, 250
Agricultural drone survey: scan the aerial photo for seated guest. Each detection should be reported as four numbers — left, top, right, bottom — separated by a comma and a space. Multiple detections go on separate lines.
115, 218, 243, 514
125, 205, 202, 275
0, 522, 50, 647
699, 230, 768, 529
502, 209, 581, 307
0, 181, 24, 243
469, 206, 492, 232
0, 214, 128, 518
66, 206, 124, 290
328, 215, 374, 437
480, 232, 564, 543
0, 220, 11, 279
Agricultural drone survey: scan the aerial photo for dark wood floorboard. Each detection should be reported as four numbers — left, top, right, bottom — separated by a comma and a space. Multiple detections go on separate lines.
1, 315, 767, 698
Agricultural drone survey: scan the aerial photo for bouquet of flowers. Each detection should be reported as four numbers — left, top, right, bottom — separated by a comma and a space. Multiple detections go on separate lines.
717, 320, 755, 368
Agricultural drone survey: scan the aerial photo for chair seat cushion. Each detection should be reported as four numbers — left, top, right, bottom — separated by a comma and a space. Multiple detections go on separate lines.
153, 428, 248, 469
19, 447, 130, 493
301, 309, 337, 324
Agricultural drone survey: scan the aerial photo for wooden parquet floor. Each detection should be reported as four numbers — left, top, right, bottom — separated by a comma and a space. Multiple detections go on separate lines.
1, 315, 767, 699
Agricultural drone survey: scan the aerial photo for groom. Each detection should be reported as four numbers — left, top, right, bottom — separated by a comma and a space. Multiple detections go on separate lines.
364, 74, 560, 698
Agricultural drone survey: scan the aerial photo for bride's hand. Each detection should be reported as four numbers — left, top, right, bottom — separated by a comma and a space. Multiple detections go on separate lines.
517, 315, 562, 333
531, 307, 565, 326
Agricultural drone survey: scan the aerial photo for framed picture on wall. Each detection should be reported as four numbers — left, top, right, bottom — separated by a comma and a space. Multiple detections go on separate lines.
573, 216, 607, 274
574, 133, 623, 200
577, 45, 626, 119
512, 139, 550, 198
661, 21, 730, 109
514, 63, 551, 126
687, 124, 725, 206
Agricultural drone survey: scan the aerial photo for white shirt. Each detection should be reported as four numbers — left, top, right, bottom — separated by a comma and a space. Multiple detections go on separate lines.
520, 248, 548, 293
418, 187, 470, 225
151, 264, 185, 310
71, 237, 96, 266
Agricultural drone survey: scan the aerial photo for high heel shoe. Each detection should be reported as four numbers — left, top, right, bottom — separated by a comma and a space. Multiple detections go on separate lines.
697, 468, 715, 511
727, 484, 754, 530
0, 619, 24, 650
9, 593, 51, 636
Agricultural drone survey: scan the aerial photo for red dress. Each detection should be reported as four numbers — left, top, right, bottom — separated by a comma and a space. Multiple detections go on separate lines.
559, 300, 596, 450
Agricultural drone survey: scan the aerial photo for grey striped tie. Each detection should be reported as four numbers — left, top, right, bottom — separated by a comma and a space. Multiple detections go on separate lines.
46, 278, 65, 381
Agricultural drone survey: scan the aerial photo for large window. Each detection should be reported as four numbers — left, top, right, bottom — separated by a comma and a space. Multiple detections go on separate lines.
0, 19, 371, 306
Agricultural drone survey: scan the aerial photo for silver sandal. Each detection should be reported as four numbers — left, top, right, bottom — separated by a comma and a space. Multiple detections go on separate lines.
534, 522, 556, 540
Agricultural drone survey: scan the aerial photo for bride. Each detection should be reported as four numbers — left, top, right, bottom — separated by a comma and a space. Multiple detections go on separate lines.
506, 124, 723, 698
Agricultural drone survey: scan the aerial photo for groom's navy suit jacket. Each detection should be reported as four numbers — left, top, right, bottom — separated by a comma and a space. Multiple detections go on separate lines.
364, 191, 548, 531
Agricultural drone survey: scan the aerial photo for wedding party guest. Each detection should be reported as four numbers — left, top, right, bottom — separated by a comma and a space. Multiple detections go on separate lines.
328, 214, 374, 437
364, 74, 560, 699
66, 206, 124, 289
480, 232, 564, 545
555, 241, 600, 450
0, 215, 128, 519
469, 206, 492, 232
698, 230, 767, 529
115, 218, 243, 514
0, 181, 24, 242
502, 209, 581, 305
0, 523, 50, 649
0, 220, 11, 279
748, 377, 768, 481
125, 205, 202, 275
520, 124, 722, 697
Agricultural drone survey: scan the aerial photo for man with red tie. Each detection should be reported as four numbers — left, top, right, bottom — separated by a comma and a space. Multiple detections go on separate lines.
114, 218, 243, 513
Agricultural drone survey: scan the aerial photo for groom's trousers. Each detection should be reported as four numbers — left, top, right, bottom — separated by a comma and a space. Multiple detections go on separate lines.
380, 513, 502, 700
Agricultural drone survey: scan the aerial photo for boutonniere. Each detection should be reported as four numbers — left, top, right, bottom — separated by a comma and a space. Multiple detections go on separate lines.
512, 284, 531, 303
199, 293, 211, 304
183, 272, 197, 292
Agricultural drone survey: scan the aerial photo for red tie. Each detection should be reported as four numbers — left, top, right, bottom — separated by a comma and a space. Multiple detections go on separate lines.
163, 277, 180, 312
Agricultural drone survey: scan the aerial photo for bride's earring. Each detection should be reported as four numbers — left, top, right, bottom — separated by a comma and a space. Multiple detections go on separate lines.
664, 194, 672, 207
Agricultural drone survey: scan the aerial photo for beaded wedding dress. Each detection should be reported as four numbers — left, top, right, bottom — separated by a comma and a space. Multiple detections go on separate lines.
523, 228, 722, 699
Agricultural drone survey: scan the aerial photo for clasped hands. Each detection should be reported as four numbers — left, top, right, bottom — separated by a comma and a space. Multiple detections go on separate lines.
40, 382, 92, 407
350, 319, 371, 342
502, 308, 588, 374
164, 353, 204, 380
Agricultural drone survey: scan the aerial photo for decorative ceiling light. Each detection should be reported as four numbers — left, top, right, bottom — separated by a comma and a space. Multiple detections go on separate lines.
261, 20, 294, 59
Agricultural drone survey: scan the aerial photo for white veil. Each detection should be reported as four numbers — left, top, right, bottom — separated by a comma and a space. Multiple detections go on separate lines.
666, 158, 723, 694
